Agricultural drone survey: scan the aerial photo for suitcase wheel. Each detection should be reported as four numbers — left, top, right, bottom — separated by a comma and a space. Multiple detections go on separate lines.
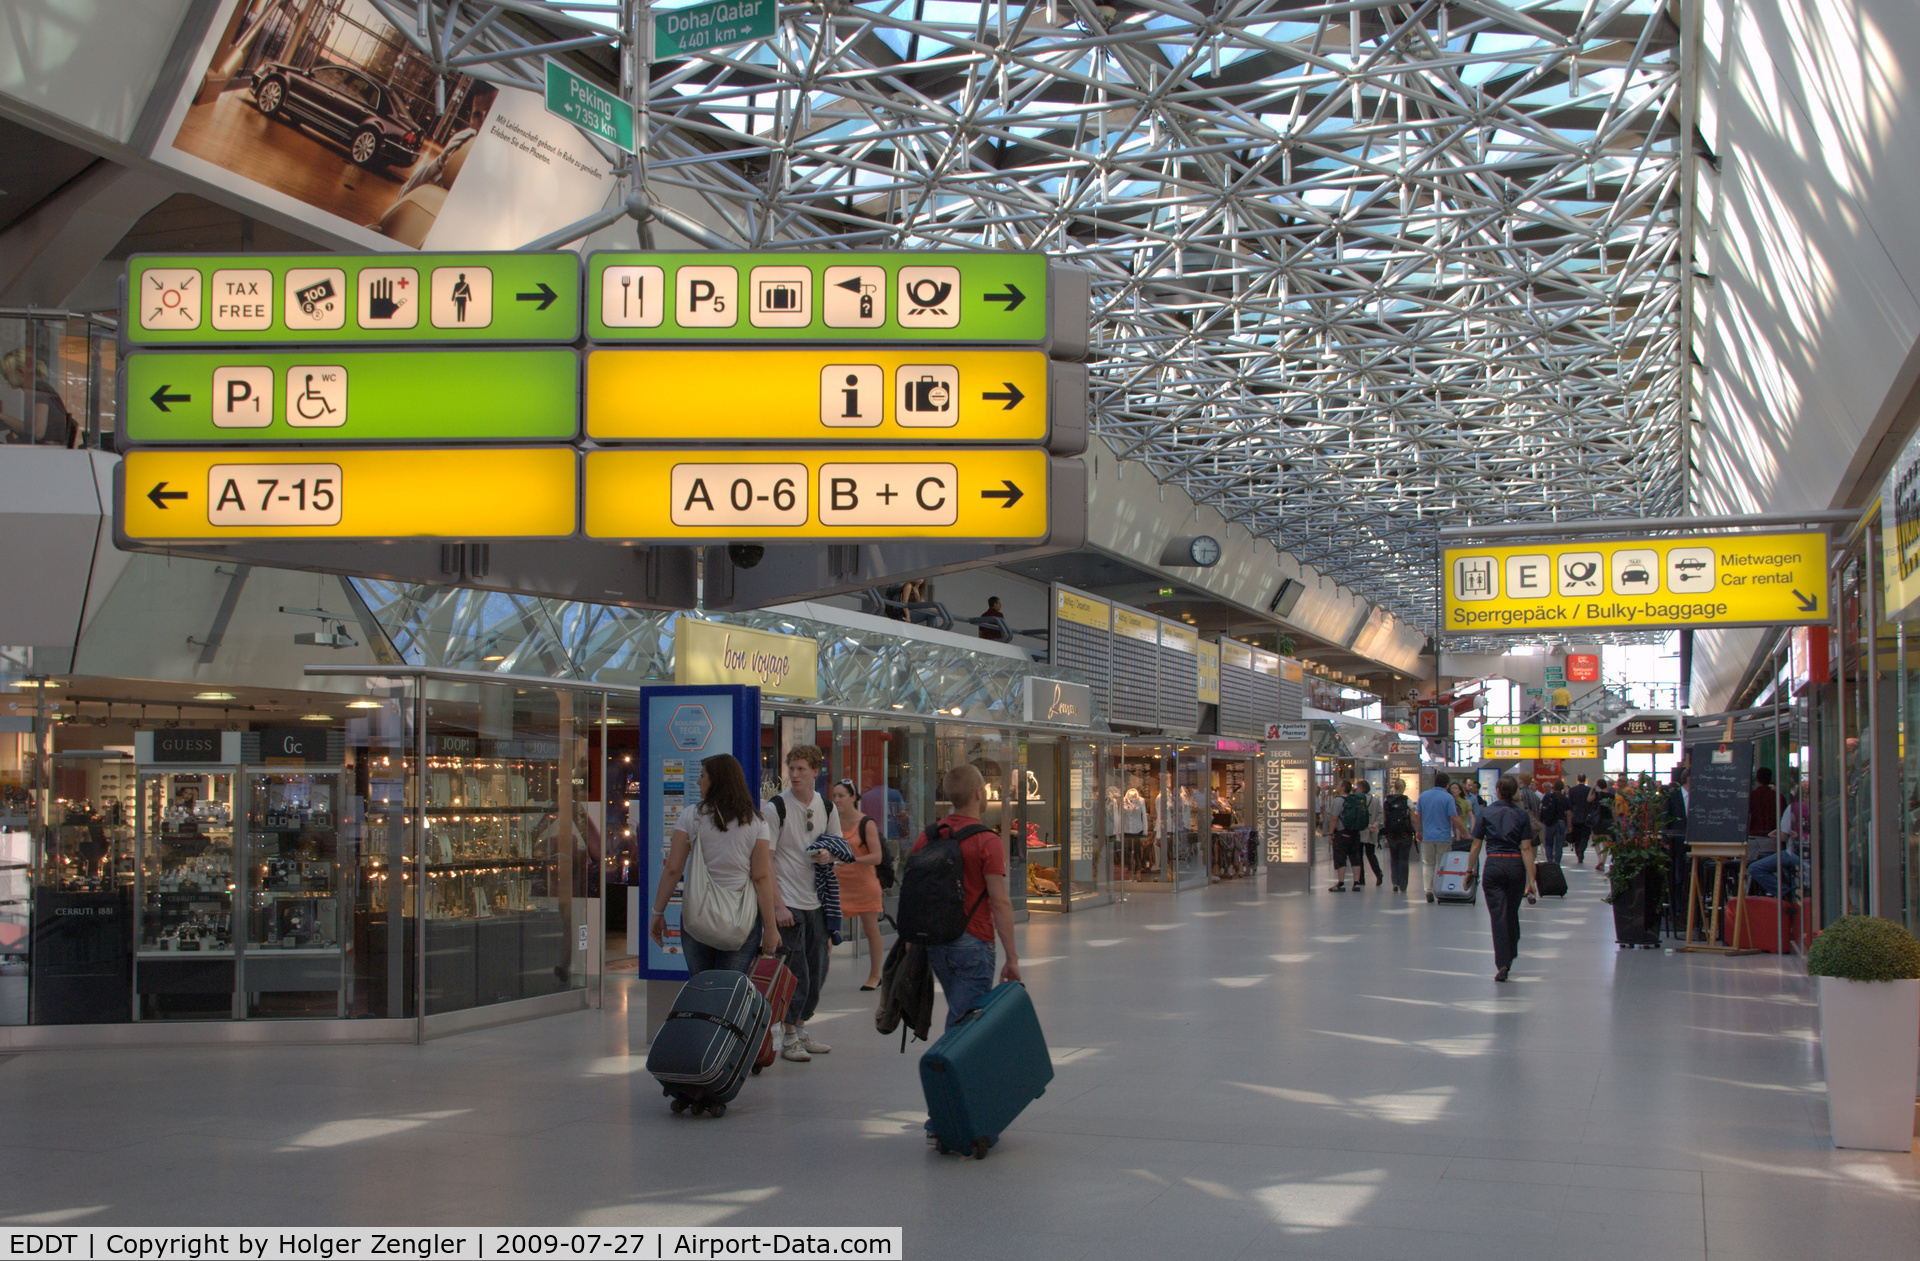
708, 1103, 727, 1118
751, 1063, 764, 1075
933, 1139, 951, 1155
670, 1098, 688, 1114
972, 1137, 990, 1160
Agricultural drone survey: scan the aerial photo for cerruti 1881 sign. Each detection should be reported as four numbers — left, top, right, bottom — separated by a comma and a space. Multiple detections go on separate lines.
1443, 533, 1830, 632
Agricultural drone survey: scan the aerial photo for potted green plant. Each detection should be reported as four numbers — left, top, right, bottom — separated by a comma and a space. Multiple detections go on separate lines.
1602, 776, 1668, 947
1807, 915, 1920, 1151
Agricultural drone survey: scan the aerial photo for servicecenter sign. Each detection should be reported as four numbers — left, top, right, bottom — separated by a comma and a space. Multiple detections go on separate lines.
1442, 532, 1830, 632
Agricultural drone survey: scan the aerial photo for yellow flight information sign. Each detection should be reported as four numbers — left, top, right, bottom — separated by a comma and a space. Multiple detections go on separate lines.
118, 448, 576, 541
585, 348, 1084, 453
1443, 532, 1830, 633
584, 447, 1054, 542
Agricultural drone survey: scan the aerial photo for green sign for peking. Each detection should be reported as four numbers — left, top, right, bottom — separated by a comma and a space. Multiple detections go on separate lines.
544, 61, 635, 154
652, 0, 777, 60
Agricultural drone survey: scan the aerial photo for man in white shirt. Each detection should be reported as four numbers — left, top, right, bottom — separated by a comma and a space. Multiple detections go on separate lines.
762, 742, 836, 1061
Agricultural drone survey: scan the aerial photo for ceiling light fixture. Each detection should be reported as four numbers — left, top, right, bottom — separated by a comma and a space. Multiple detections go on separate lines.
194, 691, 237, 701
301, 714, 333, 721
346, 700, 385, 709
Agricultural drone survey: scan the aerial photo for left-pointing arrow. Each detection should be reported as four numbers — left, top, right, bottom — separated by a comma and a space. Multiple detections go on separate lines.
516, 282, 558, 311
150, 385, 191, 412
147, 482, 188, 510
981, 382, 1025, 411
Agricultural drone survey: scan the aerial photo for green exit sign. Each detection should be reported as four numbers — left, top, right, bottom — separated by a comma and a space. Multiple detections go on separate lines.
544, 61, 634, 154
652, 0, 776, 60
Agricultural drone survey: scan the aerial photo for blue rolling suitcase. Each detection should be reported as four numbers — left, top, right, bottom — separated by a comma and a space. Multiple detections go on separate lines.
646, 969, 770, 1118
920, 981, 1053, 1158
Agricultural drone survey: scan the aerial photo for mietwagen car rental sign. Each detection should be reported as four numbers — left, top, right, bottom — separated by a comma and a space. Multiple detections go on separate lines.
1443, 533, 1830, 633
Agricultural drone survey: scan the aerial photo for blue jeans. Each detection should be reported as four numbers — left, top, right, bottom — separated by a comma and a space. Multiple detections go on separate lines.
681, 913, 764, 977
1542, 820, 1567, 866
926, 932, 996, 1032
776, 905, 831, 1025
1748, 851, 1802, 898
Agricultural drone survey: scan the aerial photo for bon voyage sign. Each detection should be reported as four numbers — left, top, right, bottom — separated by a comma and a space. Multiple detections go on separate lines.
675, 617, 819, 699
653, 0, 777, 59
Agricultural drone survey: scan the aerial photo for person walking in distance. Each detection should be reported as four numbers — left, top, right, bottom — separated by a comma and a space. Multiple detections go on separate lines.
1328, 780, 1369, 892
1356, 779, 1386, 888
1539, 780, 1568, 867
763, 743, 836, 1061
828, 778, 886, 991
1468, 775, 1539, 982
904, 764, 1022, 1145
1566, 773, 1593, 865
1380, 778, 1416, 893
1413, 772, 1463, 903
1590, 778, 1617, 872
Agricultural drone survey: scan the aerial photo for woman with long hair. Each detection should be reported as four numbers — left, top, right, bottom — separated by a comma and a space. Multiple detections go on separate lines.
828, 778, 887, 990
649, 753, 782, 973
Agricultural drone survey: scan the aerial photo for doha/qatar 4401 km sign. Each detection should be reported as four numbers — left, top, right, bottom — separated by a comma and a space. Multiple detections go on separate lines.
1443, 533, 1830, 632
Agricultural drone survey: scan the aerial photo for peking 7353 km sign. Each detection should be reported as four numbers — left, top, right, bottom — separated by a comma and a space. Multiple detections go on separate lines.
1443, 532, 1830, 633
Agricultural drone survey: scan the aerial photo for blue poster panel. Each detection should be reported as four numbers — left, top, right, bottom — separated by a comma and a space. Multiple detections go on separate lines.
638, 684, 761, 979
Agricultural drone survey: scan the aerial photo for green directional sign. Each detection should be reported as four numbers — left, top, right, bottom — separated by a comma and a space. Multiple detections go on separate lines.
121, 350, 579, 444
125, 252, 581, 346
652, 0, 777, 60
544, 61, 634, 154
584, 251, 1087, 356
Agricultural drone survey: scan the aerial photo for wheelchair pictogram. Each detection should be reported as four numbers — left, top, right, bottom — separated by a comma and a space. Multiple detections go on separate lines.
285, 366, 347, 428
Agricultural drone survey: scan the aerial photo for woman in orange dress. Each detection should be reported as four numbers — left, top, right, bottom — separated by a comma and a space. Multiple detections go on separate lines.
829, 779, 887, 990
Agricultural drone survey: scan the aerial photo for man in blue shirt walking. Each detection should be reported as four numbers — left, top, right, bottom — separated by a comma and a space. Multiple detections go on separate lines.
1413, 772, 1464, 903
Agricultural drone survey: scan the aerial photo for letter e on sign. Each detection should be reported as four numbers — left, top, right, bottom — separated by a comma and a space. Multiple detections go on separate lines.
1505, 554, 1550, 599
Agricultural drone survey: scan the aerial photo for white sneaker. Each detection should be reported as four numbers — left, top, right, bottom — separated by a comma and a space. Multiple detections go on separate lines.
780, 1031, 812, 1062
797, 1028, 831, 1054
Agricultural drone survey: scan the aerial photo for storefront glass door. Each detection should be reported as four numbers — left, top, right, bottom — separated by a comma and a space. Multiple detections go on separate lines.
1169, 748, 1209, 888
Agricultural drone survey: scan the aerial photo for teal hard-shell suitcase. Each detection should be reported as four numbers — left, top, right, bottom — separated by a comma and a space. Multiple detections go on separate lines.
919, 981, 1053, 1158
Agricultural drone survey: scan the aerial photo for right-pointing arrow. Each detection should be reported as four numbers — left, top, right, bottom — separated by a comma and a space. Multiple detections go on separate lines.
981, 479, 1023, 508
981, 382, 1025, 410
1792, 589, 1818, 613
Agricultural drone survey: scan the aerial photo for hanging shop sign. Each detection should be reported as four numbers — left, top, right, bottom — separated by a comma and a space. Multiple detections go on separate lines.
1616, 715, 1679, 738
134, 730, 241, 765
1196, 641, 1220, 706
1566, 652, 1601, 682
584, 447, 1057, 542
1627, 743, 1674, 755
1023, 677, 1093, 727
585, 251, 1085, 354
1442, 533, 1830, 632
121, 349, 578, 443
585, 348, 1085, 452
126, 253, 582, 346
1790, 625, 1831, 695
674, 618, 819, 700
1882, 429, 1920, 621
1266, 721, 1311, 742
117, 447, 577, 542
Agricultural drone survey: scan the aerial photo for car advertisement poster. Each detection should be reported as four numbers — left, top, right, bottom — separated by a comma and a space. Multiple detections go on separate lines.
148, 0, 613, 252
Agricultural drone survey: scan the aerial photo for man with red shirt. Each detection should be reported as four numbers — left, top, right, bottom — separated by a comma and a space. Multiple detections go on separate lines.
912, 762, 1022, 1144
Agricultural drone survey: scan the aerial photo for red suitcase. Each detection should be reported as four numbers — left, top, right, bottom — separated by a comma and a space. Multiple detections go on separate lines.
748, 954, 797, 1072
1721, 895, 1805, 953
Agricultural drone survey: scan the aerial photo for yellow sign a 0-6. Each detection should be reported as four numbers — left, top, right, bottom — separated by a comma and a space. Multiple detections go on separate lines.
1443, 532, 1830, 633
119, 448, 577, 540
584, 447, 1053, 542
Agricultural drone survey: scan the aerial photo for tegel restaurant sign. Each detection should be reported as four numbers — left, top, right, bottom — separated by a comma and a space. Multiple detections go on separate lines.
1024, 677, 1093, 727
675, 617, 819, 699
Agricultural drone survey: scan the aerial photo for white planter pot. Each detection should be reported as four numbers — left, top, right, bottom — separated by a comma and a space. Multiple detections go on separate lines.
1818, 975, 1920, 1151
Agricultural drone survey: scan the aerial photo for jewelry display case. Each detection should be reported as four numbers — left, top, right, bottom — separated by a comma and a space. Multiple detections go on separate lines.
243, 771, 346, 1017
134, 769, 237, 1019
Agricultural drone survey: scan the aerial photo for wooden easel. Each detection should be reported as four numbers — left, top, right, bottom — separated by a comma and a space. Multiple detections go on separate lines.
1677, 841, 1760, 954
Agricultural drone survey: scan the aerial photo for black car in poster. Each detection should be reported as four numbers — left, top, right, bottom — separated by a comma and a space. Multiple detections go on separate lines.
248, 62, 422, 171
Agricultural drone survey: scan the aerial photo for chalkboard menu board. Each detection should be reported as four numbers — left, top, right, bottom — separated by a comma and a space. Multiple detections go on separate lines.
1685, 742, 1754, 845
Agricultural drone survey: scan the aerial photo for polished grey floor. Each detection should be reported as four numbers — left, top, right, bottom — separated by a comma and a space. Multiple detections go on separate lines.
2, 863, 1915, 1259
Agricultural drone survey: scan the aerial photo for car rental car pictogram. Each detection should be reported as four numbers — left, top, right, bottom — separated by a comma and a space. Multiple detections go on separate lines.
249, 62, 422, 172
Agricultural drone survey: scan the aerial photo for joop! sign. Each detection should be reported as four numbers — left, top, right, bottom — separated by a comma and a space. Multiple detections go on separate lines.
1023, 676, 1092, 727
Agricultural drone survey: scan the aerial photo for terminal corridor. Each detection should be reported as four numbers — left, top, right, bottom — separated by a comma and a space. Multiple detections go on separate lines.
2, 867, 1907, 1260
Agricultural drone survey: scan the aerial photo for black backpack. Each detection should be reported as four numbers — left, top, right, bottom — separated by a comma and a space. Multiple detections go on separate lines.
895, 822, 993, 945
1340, 792, 1370, 833
1382, 794, 1412, 836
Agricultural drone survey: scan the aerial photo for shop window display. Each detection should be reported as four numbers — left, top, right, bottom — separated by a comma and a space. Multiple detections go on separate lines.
135, 771, 236, 1020
1210, 758, 1256, 879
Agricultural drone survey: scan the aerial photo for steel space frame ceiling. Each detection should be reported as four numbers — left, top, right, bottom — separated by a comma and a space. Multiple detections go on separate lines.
395, 0, 1687, 635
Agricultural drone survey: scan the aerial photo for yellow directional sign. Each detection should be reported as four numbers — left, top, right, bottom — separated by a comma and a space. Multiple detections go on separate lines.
584, 447, 1054, 542
1443, 532, 1830, 633
585, 348, 1083, 452
118, 448, 576, 541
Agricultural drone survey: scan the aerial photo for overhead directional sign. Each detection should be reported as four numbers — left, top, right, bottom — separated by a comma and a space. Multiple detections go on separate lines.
122, 349, 579, 443
583, 447, 1057, 542
1443, 532, 1831, 633
117, 448, 577, 541
545, 60, 635, 153
585, 252, 1087, 356
125, 253, 581, 346
652, 0, 776, 60
585, 348, 1085, 452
